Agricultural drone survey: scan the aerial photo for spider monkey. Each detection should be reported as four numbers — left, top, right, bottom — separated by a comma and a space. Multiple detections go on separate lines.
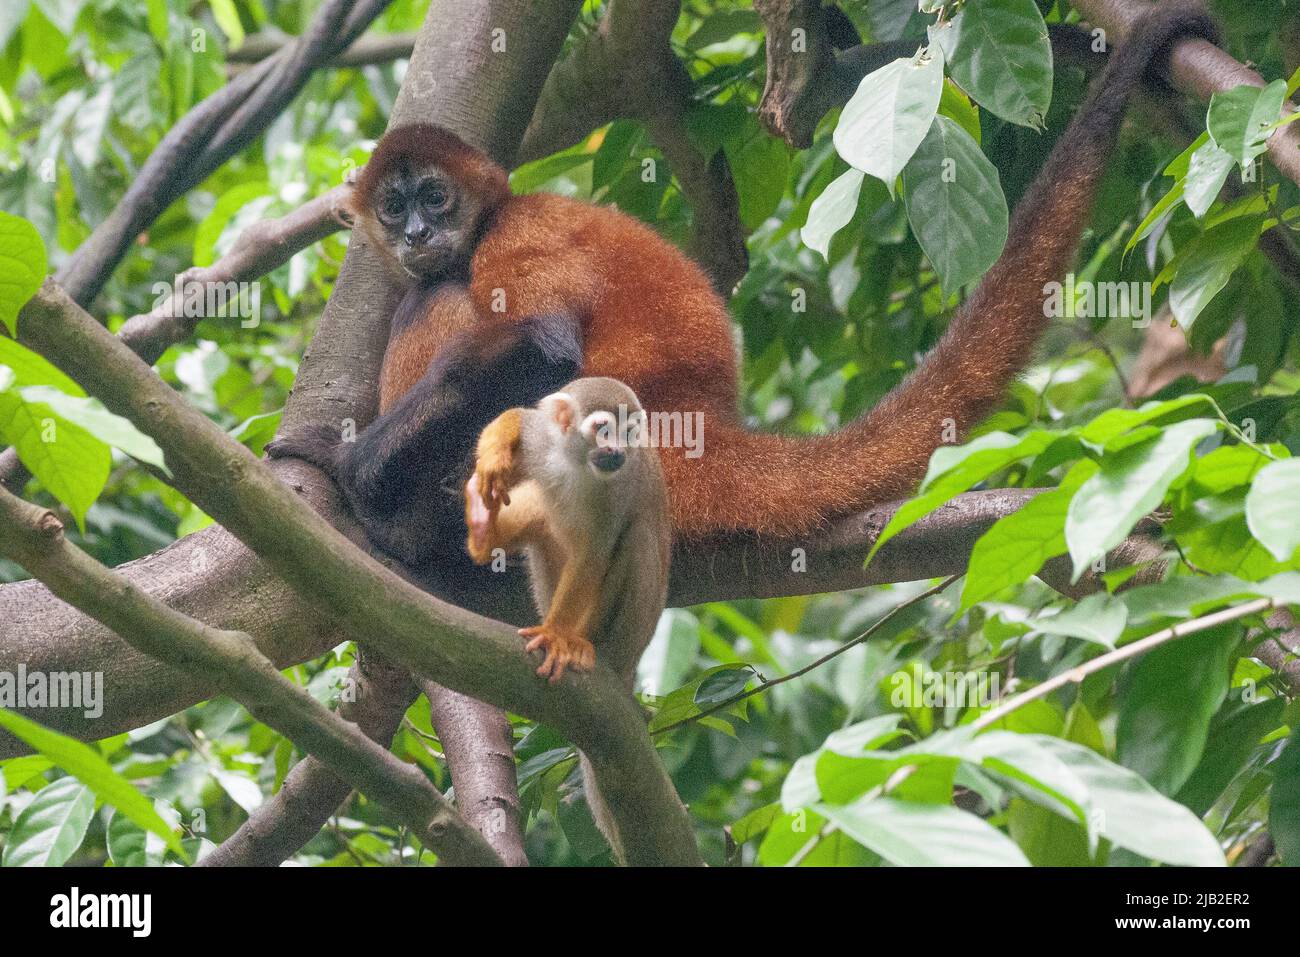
268, 4, 1218, 574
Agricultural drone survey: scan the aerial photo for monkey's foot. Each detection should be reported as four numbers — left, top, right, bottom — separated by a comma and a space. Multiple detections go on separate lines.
520, 625, 595, 683
464, 473, 497, 564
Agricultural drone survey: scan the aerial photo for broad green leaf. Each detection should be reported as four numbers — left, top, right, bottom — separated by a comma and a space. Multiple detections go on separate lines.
961, 460, 1097, 610
928, 0, 1052, 128
761, 809, 876, 866
33, 0, 85, 34
730, 802, 781, 846
0, 775, 94, 867
1079, 394, 1213, 447
834, 47, 944, 196
208, 0, 245, 48
801, 167, 864, 259
1169, 215, 1262, 329
0, 382, 110, 530
950, 731, 1095, 842
694, 666, 753, 707
902, 115, 1008, 294
0, 709, 187, 860
938, 78, 981, 143
1030, 592, 1128, 650
1177, 696, 1285, 816
1125, 176, 1187, 254
0, 754, 53, 793
1245, 458, 1300, 561
1066, 419, 1220, 577
1206, 81, 1286, 168
1270, 729, 1300, 865
1121, 572, 1300, 626
0, 337, 84, 396
869, 430, 1054, 562
1116, 624, 1237, 795
1194, 443, 1273, 494
726, 129, 791, 230
1183, 140, 1235, 218
818, 796, 1030, 866
0, 210, 47, 336
19, 386, 169, 474
145, 0, 168, 45
1031, 736, 1225, 866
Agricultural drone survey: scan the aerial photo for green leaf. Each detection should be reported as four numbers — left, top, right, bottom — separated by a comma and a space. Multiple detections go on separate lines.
1206, 81, 1286, 168
1031, 592, 1128, 650
1029, 736, 1225, 866
902, 115, 1008, 294
1125, 176, 1187, 253
1078, 393, 1212, 447
0, 709, 188, 861
938, 78, 981, 143
0, 379, 110, 531
694, 666, 753, 707
1116, 624, 1237, 795
1, 775, 94, 867
1169, 215, 1262, 329
928, 0, 1052, 128
208, 0, 244, 49
869, 430, 1055, 563
1245, 458, 1300, 561
19, 386, 169, 474
817, 796, 1030, 866
1270, 728, 1300, 865
0, 210, 47, 336
1177, 696, 1285, 816
725, 129, 791, 230
834, 46, 944, 196
145, 0, 168, 45
1183, 140, 1235, 218
802, 167, 863, 260
1065, 419, 1220, 578
961, 460, 1097, 610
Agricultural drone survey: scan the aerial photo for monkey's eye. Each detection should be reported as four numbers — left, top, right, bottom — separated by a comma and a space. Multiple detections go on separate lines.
381, 195, 405, 220
423, 187, 449, 210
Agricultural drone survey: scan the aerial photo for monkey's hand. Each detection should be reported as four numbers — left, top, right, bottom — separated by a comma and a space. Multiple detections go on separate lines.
472, 408, 523, 512
520, 624, 596, 683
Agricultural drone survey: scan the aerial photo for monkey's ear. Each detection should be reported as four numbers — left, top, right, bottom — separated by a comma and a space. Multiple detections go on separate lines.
539, 392, 576, 432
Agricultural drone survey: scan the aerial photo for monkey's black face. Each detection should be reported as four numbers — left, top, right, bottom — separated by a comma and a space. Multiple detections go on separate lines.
373, 165, 479, 279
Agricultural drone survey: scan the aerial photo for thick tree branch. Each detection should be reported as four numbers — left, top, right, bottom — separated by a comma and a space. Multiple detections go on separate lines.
18, 275, 699, 865
420, 678, 529, 866
0, 483, 498, 866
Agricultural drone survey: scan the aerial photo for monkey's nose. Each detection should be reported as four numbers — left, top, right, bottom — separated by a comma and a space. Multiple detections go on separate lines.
404, 225, 432, 246
589, 447, 626, 474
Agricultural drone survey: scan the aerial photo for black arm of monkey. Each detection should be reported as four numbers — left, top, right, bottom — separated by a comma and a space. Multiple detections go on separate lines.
268, 310, 582, 569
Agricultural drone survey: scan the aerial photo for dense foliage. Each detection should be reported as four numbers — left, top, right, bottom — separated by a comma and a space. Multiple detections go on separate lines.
1, 0, 1298, 867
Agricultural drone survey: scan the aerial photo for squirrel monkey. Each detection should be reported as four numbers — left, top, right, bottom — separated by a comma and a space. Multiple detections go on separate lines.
464, 377, 671, 685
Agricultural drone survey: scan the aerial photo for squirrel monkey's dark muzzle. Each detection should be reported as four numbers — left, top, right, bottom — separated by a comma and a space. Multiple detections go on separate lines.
588, 447, 626, 474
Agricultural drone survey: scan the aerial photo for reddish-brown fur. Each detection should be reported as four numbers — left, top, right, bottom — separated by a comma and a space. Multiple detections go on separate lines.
356, 5, 1216, 540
